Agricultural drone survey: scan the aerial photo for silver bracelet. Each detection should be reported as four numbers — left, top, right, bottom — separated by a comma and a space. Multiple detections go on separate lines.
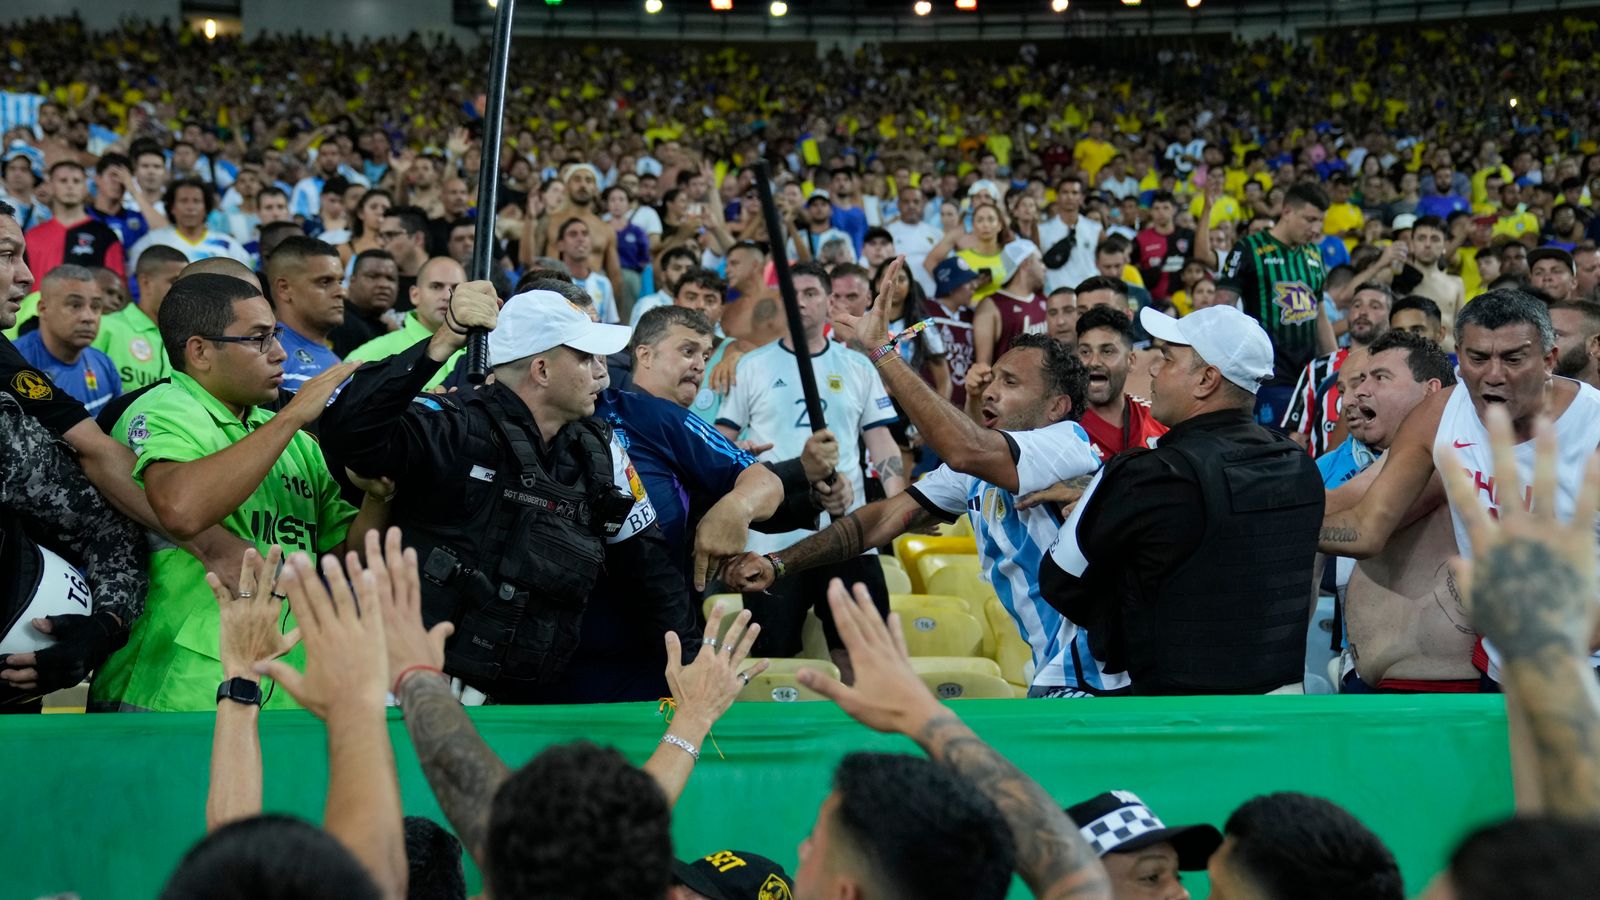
660, 733, 700, 761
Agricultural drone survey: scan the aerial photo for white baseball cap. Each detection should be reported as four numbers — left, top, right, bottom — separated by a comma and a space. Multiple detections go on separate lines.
1138, 305, 1274, 395
1000, 239, 1041, 284
1391, 213, 1418, 232
486, 289, 632, 366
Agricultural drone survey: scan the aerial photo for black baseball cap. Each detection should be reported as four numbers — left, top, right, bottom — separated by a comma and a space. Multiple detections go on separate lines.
863, 226, 894, 246
1065, 791, 1222, 871
1528, 246, 1576, 274
674, 849, 794, 900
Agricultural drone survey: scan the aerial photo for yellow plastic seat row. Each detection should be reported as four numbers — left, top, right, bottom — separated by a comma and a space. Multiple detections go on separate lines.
891, 534, 977, 592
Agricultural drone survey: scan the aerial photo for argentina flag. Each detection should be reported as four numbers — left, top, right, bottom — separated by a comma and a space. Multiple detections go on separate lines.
0, 92, 45, 135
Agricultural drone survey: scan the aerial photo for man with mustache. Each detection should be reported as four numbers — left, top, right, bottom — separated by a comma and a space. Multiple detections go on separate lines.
1319, 330, 1472, 692
1073, 305, 1167, 461
1283, 282, 1392, 455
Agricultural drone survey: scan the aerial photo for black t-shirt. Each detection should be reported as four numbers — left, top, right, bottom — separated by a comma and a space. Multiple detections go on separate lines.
394, 274, 417, 312
0, 336, 88, 438
329, 303, 389, 358
1391, 264, 1425, 296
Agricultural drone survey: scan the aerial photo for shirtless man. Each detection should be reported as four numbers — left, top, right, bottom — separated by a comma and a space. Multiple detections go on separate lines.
1392, 216, 1466, 353
540, 164, 623, 294
1319, 290, 1600, 689
705, 240, 786, 394
1333, 331, 1474, 691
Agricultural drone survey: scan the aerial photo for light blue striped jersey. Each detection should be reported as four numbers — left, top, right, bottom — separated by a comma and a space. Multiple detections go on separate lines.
907, 419, 1128, 691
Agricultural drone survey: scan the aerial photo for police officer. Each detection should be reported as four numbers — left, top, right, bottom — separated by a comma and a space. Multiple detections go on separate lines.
1040, 305, 1324, 695
1, 394, 146, 710
321, 283, 700, 703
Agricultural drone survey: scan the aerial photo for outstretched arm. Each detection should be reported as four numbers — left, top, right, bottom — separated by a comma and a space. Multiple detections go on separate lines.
798, 580, 1111, 900
720, 491, 934, 592
835, 258, 1022, 491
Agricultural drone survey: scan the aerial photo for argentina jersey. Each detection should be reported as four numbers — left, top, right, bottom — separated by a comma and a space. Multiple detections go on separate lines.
906, 419, 1128, 693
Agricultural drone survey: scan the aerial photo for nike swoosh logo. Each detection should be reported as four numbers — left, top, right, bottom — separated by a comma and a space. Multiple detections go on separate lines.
1453, 440, 1474, 448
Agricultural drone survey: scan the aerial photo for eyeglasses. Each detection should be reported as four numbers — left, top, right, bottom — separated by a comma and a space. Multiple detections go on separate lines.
202, 326, 283, 355
377, 229, 410, 241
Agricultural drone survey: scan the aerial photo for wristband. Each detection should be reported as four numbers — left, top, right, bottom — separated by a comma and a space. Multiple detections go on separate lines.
660, 733, 700, 761
868, 341, 899, 364
763, 552, 788, 580
392, 664, 447, 698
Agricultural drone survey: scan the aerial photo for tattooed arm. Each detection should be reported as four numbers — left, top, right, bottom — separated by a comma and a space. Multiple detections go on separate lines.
718, 491, 937, 591
864, 426, 907, 496
798, 579, 1111, 900
397, 674, 512, 865
1440, 409, 1600, 818
1319, 389, 1447, 558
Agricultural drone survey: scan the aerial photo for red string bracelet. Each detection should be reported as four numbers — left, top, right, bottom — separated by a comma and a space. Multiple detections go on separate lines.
392, 664, 447, 698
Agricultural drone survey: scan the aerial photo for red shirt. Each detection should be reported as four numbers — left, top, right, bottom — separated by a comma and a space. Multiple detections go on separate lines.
25, 215, 125, 279
987, 290, 1048, 362
1080, 395, 1169, 461
1133, 226, 1193, 301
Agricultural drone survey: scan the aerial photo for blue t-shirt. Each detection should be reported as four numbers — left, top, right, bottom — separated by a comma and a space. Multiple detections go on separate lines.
89, 206, 150, 250
14, 332, 122, 416
1316, 437, 1377, 488
615, 223, 650, 272
831, 205, 869, 256
278, 325, 342, 394
596, 387, 755, 552
1416, 193, 1470, 221
1317, 234, 1350, 270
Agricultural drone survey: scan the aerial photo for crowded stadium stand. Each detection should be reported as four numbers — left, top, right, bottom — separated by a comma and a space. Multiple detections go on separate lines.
6, 1, 1600, 898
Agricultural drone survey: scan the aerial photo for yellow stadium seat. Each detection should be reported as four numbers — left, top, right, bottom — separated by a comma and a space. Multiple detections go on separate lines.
891, 534, 977, 592
737, 658, 837, 702
895, 599, 984, 658
984, 596, 1035, 690
889, 592, 971, 614
915, 553, 980, 596
925, 564, 997, 606
910, 657, 1016, 699
800, 610, 831, 661
702, 593, 746, 645
880, 563, 913, 594
938, 516, 973, 538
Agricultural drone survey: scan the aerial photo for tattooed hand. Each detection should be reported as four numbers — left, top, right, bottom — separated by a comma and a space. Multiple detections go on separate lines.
1440, 408, 1600, 662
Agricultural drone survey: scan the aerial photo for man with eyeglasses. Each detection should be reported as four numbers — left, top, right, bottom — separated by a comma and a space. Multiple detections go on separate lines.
92, 273, 388, 712
377, 205, 430, 310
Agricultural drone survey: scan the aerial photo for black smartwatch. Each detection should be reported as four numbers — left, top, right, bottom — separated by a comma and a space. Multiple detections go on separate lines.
217, 677, 263, 707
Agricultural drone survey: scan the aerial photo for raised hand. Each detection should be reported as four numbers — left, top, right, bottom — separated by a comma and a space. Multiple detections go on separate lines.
213, 546, 300, 680
832, 256, 904, 354
353, 527, 454, 694
256, 552, 389, 721
797, 578, 940, 734
1440, 408, 1600, 662
664, 604, 768, 732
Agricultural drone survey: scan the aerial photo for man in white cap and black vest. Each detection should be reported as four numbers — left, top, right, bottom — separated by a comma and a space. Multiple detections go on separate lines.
1039, 305, 1324, 695
320, 282, 700, 703
1065, 790, 1221, 900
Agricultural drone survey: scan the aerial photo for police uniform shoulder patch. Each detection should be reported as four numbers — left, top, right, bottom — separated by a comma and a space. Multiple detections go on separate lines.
11, 369, 52, 400
760, 874, 793, 900
410, 395, 448, 412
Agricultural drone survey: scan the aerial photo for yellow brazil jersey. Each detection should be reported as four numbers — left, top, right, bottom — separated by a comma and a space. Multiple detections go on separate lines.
1190, 194, 1242, 228
1324, 202, 1365, 239
1074, 139, 1117, 182
1491, 211, 1539, 243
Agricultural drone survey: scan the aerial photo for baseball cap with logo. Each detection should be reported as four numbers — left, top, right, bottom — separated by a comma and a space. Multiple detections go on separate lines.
486, 289, 632, 366
933, 257, 983, 298
1065, 791, 1222, 870
1000, 240, 1042, 284
1138, 305, 1274, 394
674, 849, 794, 900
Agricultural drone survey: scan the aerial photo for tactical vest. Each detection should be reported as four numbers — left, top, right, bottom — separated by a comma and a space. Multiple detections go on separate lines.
402, 387, 635, 696
1119, 428, 1323, 695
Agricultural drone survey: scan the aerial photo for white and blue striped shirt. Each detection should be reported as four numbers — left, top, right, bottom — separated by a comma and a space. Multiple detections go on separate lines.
908, 419, 1127, 692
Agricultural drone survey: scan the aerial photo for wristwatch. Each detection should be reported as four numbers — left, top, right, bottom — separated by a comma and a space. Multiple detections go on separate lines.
217, 676, 263, 707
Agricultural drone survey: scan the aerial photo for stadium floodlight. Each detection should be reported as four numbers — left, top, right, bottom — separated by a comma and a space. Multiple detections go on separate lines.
914, 0, 932, 13
1186, 0, 1201, 7
956, 0, 977, 9
487, 0, 498, 7
203, 18, 218, 39
645, 0, 663, 11
711, 0, 732, 8
1120, 0, 1141, 5
1051, 0, 1068, 11
771, 0, 787, 14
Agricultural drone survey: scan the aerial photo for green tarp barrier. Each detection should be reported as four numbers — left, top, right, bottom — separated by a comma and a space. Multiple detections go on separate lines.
4, 696, 1512, 899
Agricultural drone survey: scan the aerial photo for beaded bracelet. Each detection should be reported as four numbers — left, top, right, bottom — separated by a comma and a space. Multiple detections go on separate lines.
660, 733, 701, 761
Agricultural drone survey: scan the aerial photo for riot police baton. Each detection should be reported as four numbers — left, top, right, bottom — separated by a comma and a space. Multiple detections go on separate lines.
751, 161, 827, 432
464, 0, 516, 384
